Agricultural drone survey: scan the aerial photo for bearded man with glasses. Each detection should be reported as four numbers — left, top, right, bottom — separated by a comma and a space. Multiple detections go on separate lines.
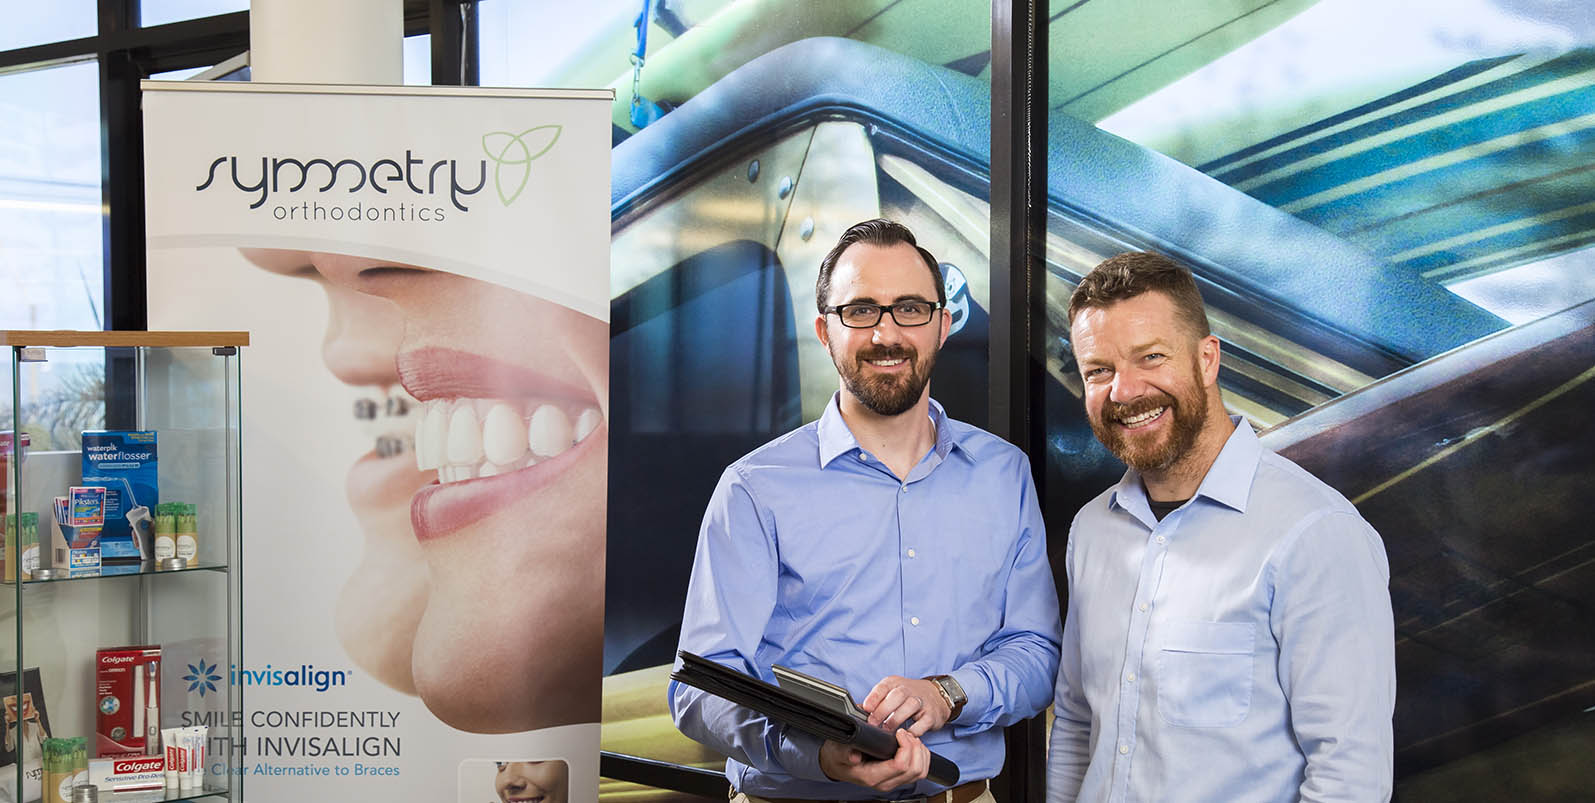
672, 218, 1062, 803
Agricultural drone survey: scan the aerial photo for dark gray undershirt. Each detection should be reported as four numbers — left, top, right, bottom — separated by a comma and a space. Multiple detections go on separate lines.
1148, 497, 1189, 522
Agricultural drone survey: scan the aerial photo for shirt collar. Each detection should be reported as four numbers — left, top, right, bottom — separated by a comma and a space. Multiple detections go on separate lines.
1194, 416, 1260, 512
817, 392, 967, 468
1109, 416, 1259, 516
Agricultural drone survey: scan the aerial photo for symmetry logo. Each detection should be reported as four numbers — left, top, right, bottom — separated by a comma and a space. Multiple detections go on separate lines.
482, 125, 562, 206
193, 123, 562, 219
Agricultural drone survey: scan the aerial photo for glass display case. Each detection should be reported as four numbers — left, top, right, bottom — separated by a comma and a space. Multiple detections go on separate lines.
1, 331, 244, 802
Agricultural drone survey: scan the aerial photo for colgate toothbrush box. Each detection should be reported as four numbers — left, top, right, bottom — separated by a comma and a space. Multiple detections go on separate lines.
96, 646, 161, 758
81, 431, 158, 560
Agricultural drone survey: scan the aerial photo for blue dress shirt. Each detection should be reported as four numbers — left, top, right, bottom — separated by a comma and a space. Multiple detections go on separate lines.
1047, 418, 1394, 802
671, 394, 1062, 799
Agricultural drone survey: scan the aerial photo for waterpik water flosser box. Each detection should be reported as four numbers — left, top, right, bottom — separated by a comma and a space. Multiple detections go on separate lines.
81, 431, 159, 560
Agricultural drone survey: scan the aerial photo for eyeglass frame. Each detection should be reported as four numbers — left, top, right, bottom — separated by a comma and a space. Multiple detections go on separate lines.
823, 299, 944, 328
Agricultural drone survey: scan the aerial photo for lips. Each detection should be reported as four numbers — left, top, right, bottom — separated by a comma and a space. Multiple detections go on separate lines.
399, 347, 591, 403
398, 347, 604, 541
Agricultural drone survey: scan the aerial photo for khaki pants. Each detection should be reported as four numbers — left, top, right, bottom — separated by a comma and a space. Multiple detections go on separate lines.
732, 789, 996, 803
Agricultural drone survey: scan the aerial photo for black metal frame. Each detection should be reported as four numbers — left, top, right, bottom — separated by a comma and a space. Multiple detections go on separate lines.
1, 0, 1053, 798
988, 1, 1048, 801
429, 0, 479, 85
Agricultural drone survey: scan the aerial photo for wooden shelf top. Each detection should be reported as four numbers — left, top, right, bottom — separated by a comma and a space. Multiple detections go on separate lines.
0, 330, 250, 348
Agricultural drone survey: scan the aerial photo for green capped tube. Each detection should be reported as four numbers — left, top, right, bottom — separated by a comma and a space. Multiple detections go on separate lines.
154, 502, 177, 561
176, 503, 198, 563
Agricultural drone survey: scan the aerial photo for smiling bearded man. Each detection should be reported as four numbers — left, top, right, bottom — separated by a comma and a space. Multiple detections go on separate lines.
672, 218, 1061, 803
1047, 251, 1396, 803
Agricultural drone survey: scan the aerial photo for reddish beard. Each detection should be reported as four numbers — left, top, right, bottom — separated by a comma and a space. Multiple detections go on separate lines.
1089, 370, 1207, 474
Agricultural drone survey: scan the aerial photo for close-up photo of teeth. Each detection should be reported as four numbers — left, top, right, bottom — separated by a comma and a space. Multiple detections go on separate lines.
413, 398, 603, 483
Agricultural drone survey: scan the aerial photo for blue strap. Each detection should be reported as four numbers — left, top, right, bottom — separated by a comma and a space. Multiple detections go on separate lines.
629, 0, 665, 129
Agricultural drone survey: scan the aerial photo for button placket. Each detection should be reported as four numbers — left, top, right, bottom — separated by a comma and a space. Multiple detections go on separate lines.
1111, 527, 1171, 797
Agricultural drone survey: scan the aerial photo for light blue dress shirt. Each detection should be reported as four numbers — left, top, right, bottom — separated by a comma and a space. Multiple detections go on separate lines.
671, 394, 1062, 799
1048, 419, 1394, 803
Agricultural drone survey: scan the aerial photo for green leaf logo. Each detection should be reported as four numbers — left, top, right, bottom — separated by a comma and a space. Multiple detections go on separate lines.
482, 125, 562, 206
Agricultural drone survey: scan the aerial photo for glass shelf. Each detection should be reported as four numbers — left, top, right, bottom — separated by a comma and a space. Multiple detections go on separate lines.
90, 784, 228, 802
13, 560, 230, 586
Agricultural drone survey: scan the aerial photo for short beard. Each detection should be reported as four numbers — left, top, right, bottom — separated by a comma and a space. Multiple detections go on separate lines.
833, 342, 938, 417
1089, 370, 1207, 474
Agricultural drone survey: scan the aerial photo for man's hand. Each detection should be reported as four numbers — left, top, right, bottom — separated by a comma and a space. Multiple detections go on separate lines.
861, 676, 952, 735
818, 729, 930, 792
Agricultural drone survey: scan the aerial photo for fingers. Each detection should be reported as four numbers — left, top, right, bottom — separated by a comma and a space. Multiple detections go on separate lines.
861, 676, 896, 714
865, 677, 949, 734
906, 701, 935, 737
819, 731, 932, 792
865, 729, 930, 791
817, 739, 866, 782
866, 677, 925, 729
878, 691, 926, 731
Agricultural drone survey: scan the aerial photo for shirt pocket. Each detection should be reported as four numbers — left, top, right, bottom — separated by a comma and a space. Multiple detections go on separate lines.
1156, 620, 1256, 728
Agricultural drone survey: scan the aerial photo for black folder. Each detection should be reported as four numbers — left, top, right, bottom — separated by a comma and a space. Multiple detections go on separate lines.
672, 650, 961, 787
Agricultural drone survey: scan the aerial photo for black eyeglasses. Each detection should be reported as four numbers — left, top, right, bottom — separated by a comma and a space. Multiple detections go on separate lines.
825, 301, 942, 328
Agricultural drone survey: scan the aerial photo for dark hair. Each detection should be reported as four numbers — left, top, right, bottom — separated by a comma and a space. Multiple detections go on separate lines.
1067, 251, 1211, 338
815, 218, 946, 313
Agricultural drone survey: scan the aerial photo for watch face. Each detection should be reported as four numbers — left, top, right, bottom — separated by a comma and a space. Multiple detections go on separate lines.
938, 675, 965, 704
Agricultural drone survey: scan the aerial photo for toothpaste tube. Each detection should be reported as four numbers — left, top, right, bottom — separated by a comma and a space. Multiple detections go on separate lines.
181, 726, 206, 791
162, 726, 182, 786
88, 756, 166, 793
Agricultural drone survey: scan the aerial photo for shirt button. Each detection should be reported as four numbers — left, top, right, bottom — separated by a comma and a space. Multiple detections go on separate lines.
900, 485, 908, 493
1155, 534, 1167, 545
860, 453, 870, 461
1119, 744, 1129, 755
1126, 673, 1135, 683
910, 616, 921, 626
1139, 602, 1148, 612
907, 548, 916, 558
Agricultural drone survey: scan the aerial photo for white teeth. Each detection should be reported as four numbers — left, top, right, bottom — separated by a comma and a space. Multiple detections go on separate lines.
439, 464, 476, 483
482, 403, 528, 466
528, 405, 573, 458
417, 403, 447, 471
446, 406, 484, 464
1120, 407, 1165, 426
574, 408, 602, 442
413, 398, 591, 486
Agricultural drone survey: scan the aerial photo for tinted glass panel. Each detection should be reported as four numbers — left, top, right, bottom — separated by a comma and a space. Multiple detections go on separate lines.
0, 61, 103, 331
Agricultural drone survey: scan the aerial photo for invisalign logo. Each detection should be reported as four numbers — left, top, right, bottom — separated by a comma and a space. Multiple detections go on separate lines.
185, 660, 222, 697
481, 125, 562, 206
